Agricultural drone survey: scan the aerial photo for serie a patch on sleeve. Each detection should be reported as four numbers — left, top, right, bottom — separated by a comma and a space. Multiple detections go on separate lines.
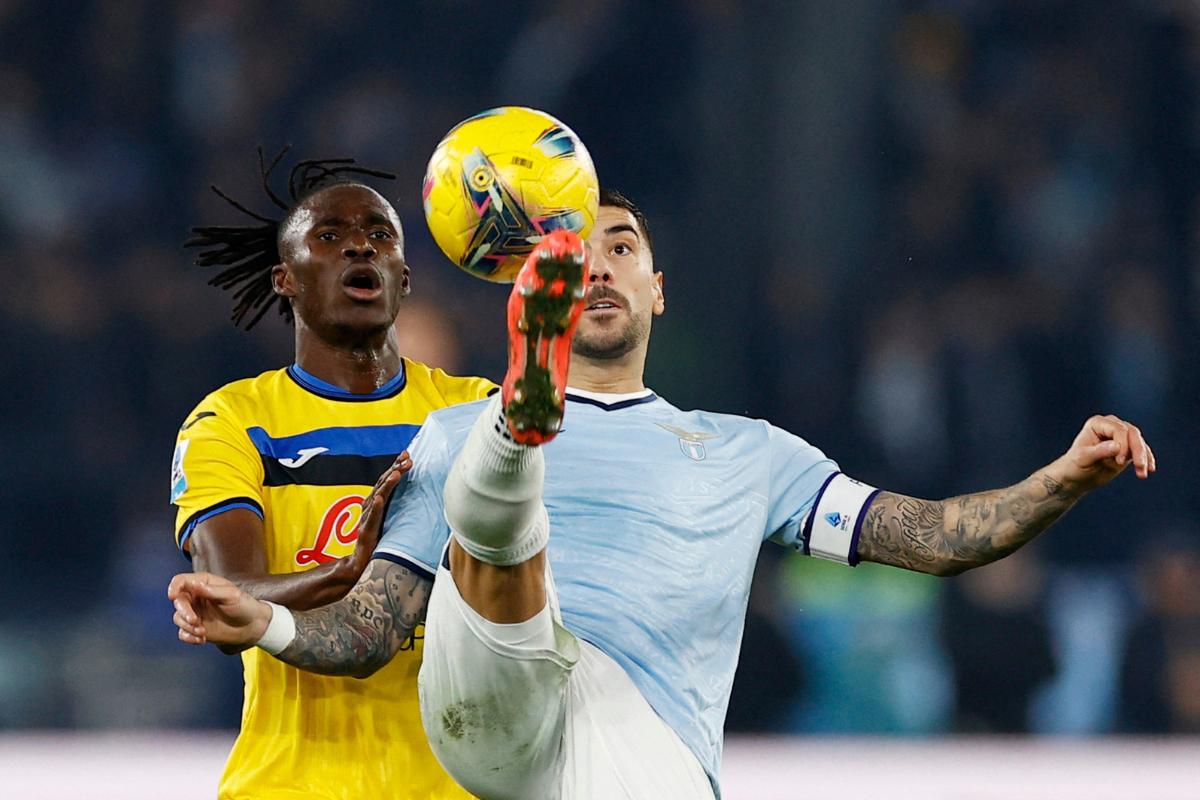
171, 439, 190, 504
805, 473, 879, 565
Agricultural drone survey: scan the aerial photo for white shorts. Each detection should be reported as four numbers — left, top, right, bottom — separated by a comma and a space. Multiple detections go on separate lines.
418, 562, 714, 800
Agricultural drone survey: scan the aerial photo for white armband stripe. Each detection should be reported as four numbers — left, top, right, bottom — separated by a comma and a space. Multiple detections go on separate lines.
804, 473, 880, 566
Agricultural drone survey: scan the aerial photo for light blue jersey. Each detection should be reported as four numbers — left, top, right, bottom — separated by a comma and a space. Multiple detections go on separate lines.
378, 389, 840, 788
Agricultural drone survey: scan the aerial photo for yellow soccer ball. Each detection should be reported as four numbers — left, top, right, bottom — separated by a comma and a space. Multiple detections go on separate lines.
422, 106, 599, 282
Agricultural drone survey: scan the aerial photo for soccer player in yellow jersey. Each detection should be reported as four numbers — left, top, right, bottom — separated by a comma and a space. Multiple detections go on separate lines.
172, 151, 490, 799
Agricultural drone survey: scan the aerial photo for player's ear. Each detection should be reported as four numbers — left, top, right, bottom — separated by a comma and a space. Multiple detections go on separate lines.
272, 263, 297, 299
399, 256, 412, 298
652, 271, 665, 316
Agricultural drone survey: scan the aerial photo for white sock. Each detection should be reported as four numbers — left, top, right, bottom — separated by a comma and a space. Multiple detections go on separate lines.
444, 395, 549, 566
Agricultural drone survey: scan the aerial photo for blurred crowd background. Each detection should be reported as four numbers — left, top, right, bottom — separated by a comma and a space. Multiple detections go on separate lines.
2, 0, 1198, 740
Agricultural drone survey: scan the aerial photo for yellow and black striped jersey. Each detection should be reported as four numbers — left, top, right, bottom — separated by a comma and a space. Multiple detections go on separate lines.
171, 359, 493, 800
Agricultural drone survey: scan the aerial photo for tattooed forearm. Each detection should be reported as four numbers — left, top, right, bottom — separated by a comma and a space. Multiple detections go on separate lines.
276, 559, 431, 678
856, 472, 1079, 576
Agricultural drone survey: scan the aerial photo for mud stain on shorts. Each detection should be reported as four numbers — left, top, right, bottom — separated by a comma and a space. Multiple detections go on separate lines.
438, 696, 518, 743
441, 702, 474, 740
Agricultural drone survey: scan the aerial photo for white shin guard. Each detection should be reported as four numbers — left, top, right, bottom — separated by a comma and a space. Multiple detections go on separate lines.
443, 397, 550, 566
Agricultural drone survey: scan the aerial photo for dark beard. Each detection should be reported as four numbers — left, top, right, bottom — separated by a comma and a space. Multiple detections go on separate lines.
572, 313, 648, 360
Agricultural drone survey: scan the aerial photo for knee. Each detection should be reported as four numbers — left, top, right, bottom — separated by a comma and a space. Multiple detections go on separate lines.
443, 457, 545, 549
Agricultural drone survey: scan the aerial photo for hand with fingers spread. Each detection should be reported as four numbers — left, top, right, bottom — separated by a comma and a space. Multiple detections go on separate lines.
169, 571, 271, 647
344, 451, 412, 576
1051, 414, 1157, 495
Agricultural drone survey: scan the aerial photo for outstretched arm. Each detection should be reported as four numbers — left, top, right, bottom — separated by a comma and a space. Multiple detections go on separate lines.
857, 474, 1075, 576
169, 557, 430, 678
189, 453, 411, 611
857, 414, 1155, 576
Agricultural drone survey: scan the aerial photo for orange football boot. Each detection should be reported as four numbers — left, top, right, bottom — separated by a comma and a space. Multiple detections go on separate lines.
502, 229, 587, 445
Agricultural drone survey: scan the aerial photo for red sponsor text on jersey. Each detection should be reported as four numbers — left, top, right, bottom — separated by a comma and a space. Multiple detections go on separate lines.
295, 494, 364, 566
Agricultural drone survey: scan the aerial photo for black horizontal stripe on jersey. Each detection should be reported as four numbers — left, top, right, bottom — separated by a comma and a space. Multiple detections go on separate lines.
261, 453, 399, 487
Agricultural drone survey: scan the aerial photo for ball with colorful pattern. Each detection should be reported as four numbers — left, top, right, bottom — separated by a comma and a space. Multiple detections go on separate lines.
423, 107, 600, 283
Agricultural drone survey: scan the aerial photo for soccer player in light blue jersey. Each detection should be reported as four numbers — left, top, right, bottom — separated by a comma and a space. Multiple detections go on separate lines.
171, 190, 1156, 800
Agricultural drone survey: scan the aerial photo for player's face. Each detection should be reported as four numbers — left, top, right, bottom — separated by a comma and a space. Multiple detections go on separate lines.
575, 206, 664, 360
275, 184, 410, 336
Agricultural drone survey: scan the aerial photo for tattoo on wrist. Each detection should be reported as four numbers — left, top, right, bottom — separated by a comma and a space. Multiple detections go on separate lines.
1042, 473, 1074, 500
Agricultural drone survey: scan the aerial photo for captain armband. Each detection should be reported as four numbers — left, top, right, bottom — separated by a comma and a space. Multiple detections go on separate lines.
802, 473, 881, 566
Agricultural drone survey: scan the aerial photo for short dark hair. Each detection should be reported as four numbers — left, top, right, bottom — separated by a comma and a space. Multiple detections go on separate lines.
599, 187, 653, 257
185, 147, 396, 330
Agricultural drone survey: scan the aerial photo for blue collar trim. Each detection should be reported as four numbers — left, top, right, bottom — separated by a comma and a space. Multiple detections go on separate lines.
287, 362, 407, 402
566, 392, 658, 411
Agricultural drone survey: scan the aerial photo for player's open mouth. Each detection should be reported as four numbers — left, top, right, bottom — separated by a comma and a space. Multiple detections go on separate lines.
341, 265, 384, 301
584, 291, 623, 313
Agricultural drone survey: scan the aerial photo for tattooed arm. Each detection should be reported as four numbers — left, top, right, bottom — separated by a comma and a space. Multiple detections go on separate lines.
857, 474, 1075, 576
856, 414, 1157, 576
278, 558, 430, 677
168, 558, 431, 679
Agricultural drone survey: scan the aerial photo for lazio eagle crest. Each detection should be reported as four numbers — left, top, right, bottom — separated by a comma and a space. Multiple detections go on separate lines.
655, 423, 720, 462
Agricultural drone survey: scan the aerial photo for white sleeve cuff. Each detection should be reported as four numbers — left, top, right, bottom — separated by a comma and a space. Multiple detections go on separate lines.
803, 473, 880, 565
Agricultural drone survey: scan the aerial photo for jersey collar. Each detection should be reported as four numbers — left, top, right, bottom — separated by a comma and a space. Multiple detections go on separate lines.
287, 361, 407, 402
565, 386, 657, 411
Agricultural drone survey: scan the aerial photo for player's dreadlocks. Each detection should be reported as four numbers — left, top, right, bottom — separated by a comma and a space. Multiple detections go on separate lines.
186, 146, 397, 330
